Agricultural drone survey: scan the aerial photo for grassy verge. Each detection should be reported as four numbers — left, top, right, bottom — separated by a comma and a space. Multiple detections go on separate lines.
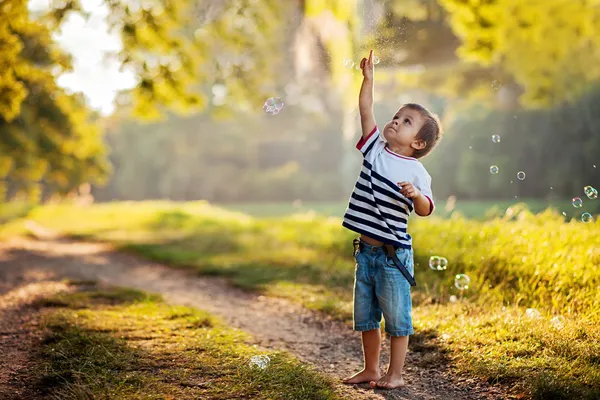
217, 198, 600, 220
32, 280, 341, 399
2, 200, 600, 399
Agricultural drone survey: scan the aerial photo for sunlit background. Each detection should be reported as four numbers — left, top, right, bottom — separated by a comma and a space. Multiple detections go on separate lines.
1, 1, 600, 398
1, 0, 597, 217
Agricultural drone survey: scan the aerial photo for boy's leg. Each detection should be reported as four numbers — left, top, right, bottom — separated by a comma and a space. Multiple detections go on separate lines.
344, 245, 383, 384
372, 248, 414, 389
371, 335, 408, 389
343, 328, 382, 384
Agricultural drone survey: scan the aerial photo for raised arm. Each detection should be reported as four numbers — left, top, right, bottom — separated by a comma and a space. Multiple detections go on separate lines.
359, 50, 376, 139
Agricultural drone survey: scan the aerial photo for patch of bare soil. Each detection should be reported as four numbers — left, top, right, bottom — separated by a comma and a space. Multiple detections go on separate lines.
0, 237, 511, 400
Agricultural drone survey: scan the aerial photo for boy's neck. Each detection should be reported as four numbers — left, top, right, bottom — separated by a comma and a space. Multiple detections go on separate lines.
386, 143, 416, 158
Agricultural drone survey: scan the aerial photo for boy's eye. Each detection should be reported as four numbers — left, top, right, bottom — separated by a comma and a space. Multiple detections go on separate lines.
404, 118, 411, 125
393, 115, 399, 120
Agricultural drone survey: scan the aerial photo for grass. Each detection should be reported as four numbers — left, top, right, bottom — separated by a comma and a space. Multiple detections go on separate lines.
32, 280, 342, 399
217, 198, 600, 220
2, 200, 600, 399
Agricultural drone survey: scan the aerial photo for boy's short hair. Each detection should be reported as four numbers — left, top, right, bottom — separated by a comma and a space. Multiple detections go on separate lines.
402, 103, 443, 159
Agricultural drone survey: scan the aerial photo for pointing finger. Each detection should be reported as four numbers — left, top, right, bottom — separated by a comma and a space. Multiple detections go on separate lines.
369, 50, 373, 63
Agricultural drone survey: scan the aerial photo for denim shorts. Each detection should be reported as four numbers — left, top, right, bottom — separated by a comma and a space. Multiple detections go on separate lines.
353, 240, 415, 336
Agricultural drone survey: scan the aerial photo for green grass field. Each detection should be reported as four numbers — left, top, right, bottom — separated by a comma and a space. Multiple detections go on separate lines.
218, 198, 599, 220
1, 199, 599, 399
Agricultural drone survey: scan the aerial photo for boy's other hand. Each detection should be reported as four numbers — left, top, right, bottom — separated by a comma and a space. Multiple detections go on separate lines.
397, 181, 422, 199
360, 50, 374, 80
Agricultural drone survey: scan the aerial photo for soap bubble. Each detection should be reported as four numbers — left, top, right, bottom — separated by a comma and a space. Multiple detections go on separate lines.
249, 355, 271, 370
263, 97, 284, 115
343, 59, 355, 68
517, 171, 526, 180
373, 56, 381, 65
572, 197, 583, 208
454, 274, 470, 290
581, 212, 593, 223
525, 308, 541, 319
550, 316, 565, 330
490, 165, 499, 174
428, 256, 448, 271
584, 186, 598, 200
449, 295, 457, 303
491, 80, 501, 91
492, 134, 501, 143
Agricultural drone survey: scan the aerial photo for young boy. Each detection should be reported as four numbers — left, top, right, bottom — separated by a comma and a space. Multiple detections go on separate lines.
342, 50, 442, 390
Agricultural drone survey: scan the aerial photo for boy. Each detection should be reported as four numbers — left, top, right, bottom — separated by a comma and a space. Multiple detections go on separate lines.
342, 50, 442, 390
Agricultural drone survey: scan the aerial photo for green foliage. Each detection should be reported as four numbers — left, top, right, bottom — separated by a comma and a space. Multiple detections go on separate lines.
0, 0, 108, 200
440, 0, 600, 107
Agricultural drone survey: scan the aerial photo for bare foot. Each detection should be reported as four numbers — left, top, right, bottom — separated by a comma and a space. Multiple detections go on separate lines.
369, 372, 405, 389
343, 369, 381, 384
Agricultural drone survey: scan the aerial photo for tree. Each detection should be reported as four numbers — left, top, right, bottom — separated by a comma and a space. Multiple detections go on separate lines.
439, 0, 600, 107
0, 0, 292, 200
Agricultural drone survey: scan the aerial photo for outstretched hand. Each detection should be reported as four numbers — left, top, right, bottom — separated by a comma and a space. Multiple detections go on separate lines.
360, 50, 374, 80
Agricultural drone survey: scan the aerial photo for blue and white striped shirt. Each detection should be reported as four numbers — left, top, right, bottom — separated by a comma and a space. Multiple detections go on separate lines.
342, 126, 434, 249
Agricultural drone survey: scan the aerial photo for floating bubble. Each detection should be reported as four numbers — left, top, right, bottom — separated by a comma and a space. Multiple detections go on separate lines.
525, 308, 541, 319
428, 256, 448, 271
373, 56, 381, 65
449, 295, 457, 303
492, 134, 501, 143
490, 165, 499, 174
562, 212, 567, 216
249, 355, 271, 370
454, 274, 470, 290
491, 80, 501, 91
584, 186, 598, 200
572, 197, 583, 208
263, 97, 284, 115
517, 171, 526, 180
550, 316, 565, 330
581, 212, 593, 223
343, 59, 355, 68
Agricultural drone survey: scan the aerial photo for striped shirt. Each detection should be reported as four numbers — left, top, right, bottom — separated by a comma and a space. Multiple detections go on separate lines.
342, 126, 434, 249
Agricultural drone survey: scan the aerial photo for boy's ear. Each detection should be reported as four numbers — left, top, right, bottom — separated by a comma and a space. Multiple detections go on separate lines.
411, 139, 427, 150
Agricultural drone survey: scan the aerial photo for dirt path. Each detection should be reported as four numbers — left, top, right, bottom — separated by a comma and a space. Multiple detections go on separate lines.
0, 237, 508, 400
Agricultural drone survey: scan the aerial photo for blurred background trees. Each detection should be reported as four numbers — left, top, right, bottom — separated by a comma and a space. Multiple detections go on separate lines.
1, 0, 599, 203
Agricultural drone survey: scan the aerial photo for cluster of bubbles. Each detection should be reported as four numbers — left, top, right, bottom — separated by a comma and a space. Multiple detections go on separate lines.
263, 97, 284, 115
489, 131, 596, 223
249, 355, 271, 370
571, 186, 597, 222
428, 256, 471, 293
490, 134, 525, 181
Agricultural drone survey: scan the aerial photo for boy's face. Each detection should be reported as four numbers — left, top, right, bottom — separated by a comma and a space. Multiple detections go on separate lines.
382, 107, 426, 153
